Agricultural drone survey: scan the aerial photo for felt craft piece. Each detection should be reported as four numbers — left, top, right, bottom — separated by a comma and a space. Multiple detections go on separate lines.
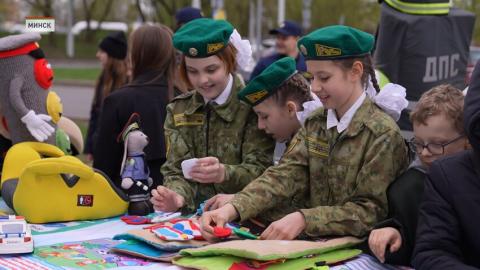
153, 226, 194, 241
146, 218, 204, 241
214, 227, 232, 238
179, 237, 363, 261
110, 239, 178, 262
173, 248, 362, 270
232, 228, 258, 240
1, 142, 129, 223
113, 228, 208, 252
121, 215, 151, 225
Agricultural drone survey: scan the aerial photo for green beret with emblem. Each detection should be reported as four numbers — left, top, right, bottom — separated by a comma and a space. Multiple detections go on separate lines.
298, 25, 374, 60
173, 18, 234, 58
238, 57, 297, 106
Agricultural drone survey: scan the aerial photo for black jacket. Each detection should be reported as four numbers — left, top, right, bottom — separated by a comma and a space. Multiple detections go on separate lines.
371, 166, 425, 266
93, 70, 169, 188
84, 75, 104, 155
413, 61, 480, 270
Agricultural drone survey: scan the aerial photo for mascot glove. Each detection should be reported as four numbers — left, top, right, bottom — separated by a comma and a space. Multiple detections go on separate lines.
21, 110, 54, 142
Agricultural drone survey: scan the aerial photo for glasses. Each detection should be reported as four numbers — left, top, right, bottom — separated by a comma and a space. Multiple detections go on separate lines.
409, 134, 465, 155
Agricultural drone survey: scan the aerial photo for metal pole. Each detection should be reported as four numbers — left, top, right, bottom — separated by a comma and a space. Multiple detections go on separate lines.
302, 0, 311, 32
66, 0, 74, 58
278, 0, 285, 26
249, 0, 255, 46
192, 0, 201, 9
255, 0, 263, 59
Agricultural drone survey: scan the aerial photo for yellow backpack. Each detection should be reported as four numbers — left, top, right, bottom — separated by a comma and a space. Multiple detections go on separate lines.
1, 142, 128, 223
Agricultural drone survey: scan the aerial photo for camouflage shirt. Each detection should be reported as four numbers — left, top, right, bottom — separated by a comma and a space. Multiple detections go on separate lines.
230, 98, 408, 237
162, 76, 275, 214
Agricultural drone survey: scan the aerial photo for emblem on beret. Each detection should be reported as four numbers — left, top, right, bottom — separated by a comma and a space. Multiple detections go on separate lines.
207, 43, 224, 54
245, 90, 269, 104
315, 44, 341, 57
189, 47, 198, 56
300, 44, 307, 56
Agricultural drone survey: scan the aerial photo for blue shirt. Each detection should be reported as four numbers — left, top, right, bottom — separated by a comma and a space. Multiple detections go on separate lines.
121, 153, 150, 180
249, 52, 306, 81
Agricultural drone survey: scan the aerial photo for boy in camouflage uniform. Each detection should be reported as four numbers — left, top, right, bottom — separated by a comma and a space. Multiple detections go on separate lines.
150, 19, 274, 214
200, 25, 409, 240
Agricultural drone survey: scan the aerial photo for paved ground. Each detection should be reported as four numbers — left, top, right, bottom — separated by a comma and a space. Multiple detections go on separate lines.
52, 83, 94, 120
50, 59, 100, 69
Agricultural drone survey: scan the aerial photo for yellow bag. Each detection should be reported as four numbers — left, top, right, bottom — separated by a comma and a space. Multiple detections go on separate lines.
1, 142, 128, 223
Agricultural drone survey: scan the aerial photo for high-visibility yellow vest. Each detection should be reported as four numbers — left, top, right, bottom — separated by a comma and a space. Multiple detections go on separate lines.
384, 0, 451, 15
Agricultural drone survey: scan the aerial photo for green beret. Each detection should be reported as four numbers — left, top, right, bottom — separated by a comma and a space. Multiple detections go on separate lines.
173, 18, 234, 58
238, 57, 297, 106
297, 25, 374, 60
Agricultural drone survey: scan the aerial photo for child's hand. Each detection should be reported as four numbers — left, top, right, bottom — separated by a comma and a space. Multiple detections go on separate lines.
189, 157, 226, 183
260, 212, 306, 240
150, 186, 185, 212
368, 227, 402, 263
200, 203, 238, 242
204, 194, 234, 211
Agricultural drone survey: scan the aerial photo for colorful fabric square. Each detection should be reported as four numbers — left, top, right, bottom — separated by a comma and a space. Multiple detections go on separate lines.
148, 218, 203, 241
114, 227, 207, 252
173, 249, 362, 270
110, 239, 177, 262
153, 226, 194, 241
298, 25, 374, 60
238, 57, 297, 106
180, 237, 363, 260
173, 18, 234, 58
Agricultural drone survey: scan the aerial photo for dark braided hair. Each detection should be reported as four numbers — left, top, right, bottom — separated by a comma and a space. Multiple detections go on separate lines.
334, 54, 380, 93
269, 73, 312, 107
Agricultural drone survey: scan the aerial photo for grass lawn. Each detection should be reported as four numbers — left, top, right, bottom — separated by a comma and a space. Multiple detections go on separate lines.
54, 67, 100, 82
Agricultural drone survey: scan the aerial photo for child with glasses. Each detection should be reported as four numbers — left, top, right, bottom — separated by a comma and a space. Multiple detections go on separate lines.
368, 84, 469, 266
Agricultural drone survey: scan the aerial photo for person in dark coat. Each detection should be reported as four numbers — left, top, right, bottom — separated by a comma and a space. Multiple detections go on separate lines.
412, 61, 480, 269
249, 20, 306, 81
368, 84, 469, 266
84, 31, 129, 161
93, 24, 176, 188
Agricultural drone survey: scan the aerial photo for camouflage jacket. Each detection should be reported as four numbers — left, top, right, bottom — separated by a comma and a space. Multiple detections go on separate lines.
230, 98, 408, 237
162, 76, 275, 214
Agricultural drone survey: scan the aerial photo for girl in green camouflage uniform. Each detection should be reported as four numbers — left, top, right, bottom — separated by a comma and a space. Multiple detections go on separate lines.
200, 25, 409, 241
150, 18, 274, 214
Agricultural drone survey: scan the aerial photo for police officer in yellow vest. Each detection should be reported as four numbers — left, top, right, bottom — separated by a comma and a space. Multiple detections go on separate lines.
150, 18, 274, 214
